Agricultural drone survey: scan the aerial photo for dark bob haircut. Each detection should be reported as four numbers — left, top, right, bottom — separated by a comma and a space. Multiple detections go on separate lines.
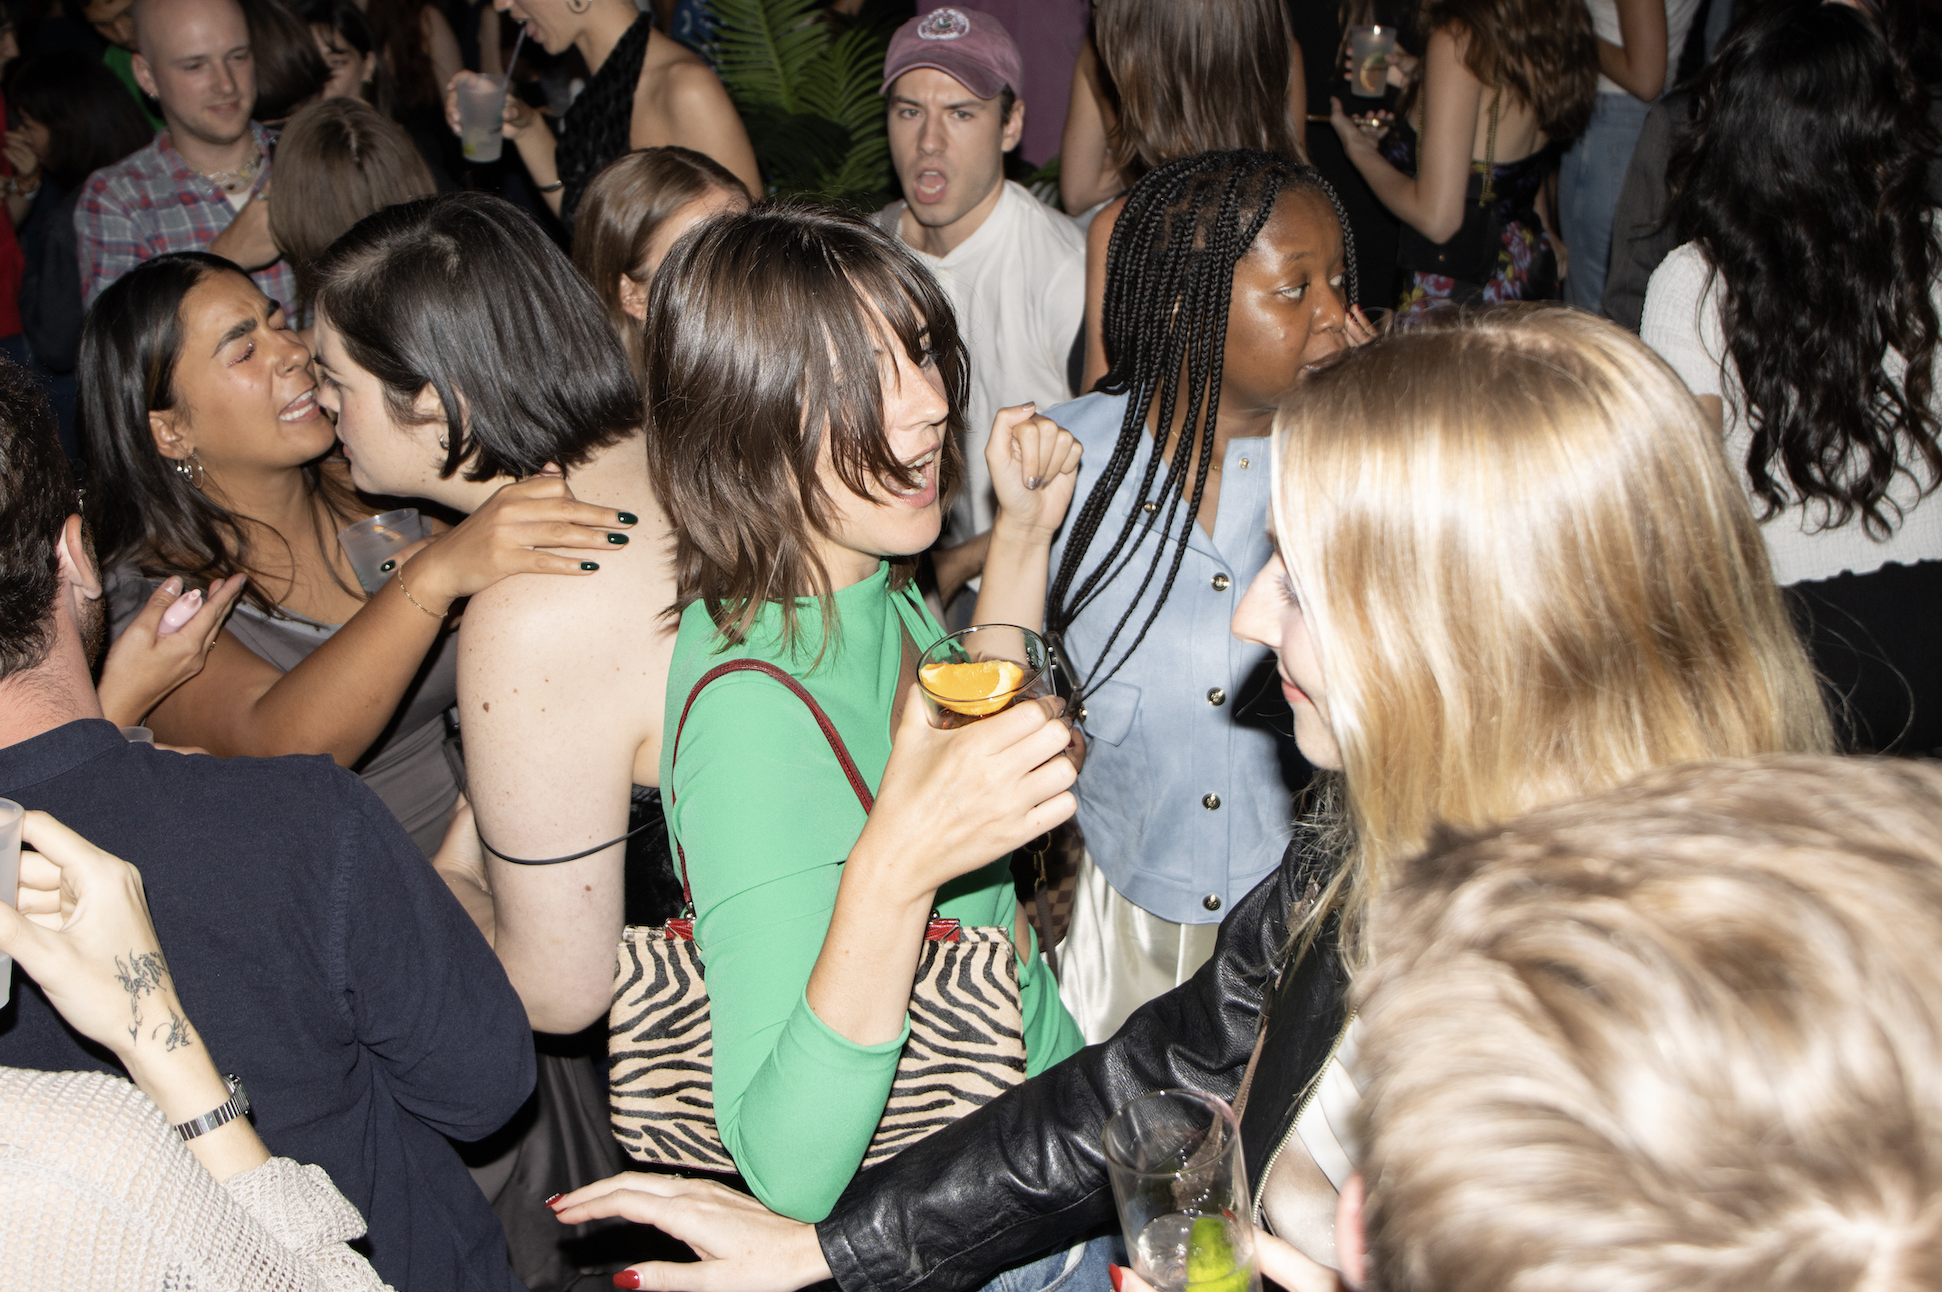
642, 200, 967, 649
311, 191, 642, 483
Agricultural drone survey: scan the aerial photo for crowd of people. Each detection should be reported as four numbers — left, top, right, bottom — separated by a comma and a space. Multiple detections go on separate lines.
0, 0, 1938, 1290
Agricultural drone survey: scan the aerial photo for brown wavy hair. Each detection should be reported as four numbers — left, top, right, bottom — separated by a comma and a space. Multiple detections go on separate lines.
1417, 0, 1597, 142
642, 203, 967, 652
1093, 0, 1302, 184
571, 147, 750, 380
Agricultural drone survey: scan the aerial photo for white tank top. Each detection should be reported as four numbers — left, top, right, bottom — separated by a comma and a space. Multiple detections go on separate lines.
1585, 0, 1706, 96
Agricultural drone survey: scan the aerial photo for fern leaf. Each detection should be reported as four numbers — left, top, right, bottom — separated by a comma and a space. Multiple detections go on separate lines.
707, 0, 825, 116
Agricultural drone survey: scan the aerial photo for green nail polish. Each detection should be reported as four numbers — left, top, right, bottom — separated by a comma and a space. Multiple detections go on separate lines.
580, 561, 600, 571
607, 532, 629, 544
616, 511, 639, 526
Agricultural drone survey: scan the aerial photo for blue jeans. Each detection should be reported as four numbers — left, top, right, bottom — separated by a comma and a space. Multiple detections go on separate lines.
978, 1236, 1116, 1292
1559, 91, 1655, 312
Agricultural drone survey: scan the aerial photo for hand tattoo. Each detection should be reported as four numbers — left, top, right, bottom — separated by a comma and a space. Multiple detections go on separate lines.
114, 950, 187, 1050
157, 1008, 193, 1051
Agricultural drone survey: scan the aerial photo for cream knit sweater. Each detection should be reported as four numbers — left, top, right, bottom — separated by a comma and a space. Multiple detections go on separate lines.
0, 1067, 392, 1291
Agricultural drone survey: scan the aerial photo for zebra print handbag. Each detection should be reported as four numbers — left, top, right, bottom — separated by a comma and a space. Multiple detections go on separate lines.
608, 659, 1030, 1173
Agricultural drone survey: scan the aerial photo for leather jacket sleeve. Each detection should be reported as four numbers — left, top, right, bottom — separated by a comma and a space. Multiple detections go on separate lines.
815, 840, 1307, 1292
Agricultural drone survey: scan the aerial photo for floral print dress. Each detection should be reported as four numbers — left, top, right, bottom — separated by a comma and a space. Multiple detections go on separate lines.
1381, 120, 1561, 322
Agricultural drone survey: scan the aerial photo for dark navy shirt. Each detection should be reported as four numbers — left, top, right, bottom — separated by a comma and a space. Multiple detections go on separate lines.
0, 720, 534, 1292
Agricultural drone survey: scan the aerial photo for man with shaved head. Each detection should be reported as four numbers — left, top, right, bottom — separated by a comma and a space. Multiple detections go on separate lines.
74, 0, 294, 309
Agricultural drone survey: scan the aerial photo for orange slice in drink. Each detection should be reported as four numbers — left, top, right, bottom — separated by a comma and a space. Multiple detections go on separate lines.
919, 659, 1027, 716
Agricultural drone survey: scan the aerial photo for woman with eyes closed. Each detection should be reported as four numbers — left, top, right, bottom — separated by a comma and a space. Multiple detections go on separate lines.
81, 252, 624, 856
306, 191, 679, 1048
1038, 148, 1376, 1045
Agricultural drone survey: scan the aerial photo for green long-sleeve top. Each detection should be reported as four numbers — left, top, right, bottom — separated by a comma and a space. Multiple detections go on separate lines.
660, 563, 1084, 1222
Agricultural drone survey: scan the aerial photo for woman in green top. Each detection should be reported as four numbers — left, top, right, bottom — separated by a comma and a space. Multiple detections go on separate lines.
643, 204, 1088, 1225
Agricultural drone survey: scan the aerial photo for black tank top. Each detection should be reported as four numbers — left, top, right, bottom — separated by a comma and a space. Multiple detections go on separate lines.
556, 11, 654, 228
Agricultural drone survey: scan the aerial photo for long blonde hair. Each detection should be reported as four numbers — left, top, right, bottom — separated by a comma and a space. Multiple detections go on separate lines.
1274, 305, 1832, 964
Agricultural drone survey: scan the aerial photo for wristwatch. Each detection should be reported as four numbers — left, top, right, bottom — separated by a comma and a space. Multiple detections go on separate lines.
172, 1074, 251, 1141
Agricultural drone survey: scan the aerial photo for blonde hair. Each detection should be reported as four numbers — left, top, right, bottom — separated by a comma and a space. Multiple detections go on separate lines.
1273, 305, 1831, 963
1355, 755, 1942, 1292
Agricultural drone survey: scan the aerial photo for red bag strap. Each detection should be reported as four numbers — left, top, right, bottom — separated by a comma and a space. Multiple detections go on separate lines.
667, 659, 874, 911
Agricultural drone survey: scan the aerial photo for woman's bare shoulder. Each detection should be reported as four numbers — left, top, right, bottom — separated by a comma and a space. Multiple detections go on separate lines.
642, 40, 734, 110
462, 548, 675, 670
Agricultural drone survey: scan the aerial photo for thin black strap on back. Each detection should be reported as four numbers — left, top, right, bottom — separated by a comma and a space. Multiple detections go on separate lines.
668, 659, 874, 910
480, 815, 660, 867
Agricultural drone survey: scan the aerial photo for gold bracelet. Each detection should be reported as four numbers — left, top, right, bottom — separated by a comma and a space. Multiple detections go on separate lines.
395, 563, 444, 619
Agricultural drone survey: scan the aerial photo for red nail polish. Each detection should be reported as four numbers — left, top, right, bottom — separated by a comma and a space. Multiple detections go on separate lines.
613, 1273, 641, 1290
1108, 1264, 1124, 1292
543, 1193, 562, 1208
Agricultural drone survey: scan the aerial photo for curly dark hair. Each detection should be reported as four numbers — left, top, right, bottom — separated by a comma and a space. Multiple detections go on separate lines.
1667, 0, 1941, 538
1416, 0, 1597, 143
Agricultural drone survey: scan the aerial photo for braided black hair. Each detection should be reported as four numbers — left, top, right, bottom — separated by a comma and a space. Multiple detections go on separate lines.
1047, 149, 1354, 701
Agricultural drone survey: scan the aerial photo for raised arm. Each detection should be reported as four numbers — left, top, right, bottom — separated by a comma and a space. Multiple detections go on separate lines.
421, 3, 465, 97
96, 573, 248, 728
669, 675, 1076, 1221
1599, 0, 1669, 102
142, 477, 628, 764
1328, 26, 1482, 244
972, 405, 1082, 631
5, 811, 274, 1182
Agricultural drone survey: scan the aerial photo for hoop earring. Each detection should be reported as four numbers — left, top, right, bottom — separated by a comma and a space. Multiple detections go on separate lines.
173, 452, 206, 491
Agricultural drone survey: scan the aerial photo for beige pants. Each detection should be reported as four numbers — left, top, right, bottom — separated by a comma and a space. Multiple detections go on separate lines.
1056, 851, 1222, 1044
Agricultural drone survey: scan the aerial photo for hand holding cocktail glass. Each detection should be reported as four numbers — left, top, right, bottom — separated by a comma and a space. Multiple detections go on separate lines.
1106, 1090, 1263, 1292
863, 677, 1076, 896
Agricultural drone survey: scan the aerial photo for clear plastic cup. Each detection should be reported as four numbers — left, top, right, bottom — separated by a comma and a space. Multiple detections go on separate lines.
1105, 1090, 1260, 1292
916, 625, 1055, 730
457, 73, 509, 163
337, 508, 428, 594
1349, 25, 1397, 98
0, 799, 22, 1007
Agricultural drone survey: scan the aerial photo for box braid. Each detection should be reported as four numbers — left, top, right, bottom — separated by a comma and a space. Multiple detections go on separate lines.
1047, 149, 1356, 702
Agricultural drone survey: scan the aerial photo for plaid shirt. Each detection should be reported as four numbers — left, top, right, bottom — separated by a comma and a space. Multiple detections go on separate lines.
75, 123, 296, 312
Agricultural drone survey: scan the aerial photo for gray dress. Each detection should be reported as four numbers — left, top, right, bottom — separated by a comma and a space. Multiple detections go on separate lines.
107, 567, 463, 856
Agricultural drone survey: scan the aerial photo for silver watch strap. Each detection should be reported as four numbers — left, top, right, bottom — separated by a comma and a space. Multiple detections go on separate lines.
173, 1074, 250, 1141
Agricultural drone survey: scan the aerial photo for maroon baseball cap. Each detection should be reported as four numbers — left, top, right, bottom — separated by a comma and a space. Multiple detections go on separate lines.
880, 7, 1024, 102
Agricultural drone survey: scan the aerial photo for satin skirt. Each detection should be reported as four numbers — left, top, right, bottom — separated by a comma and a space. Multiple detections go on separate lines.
1057, 851, 1222, 1044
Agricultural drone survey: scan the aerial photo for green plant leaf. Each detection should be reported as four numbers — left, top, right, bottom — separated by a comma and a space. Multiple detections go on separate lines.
706, 0, 895, 204
709, 0, 825, 116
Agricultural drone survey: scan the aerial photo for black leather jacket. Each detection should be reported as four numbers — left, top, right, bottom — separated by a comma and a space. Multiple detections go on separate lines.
817, 839, 1349, 1292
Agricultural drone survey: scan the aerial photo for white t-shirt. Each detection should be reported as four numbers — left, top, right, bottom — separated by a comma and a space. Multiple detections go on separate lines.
875, 180, 1086, 541
1585, 0, 1705, 96
1640, 240, 1942, 585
